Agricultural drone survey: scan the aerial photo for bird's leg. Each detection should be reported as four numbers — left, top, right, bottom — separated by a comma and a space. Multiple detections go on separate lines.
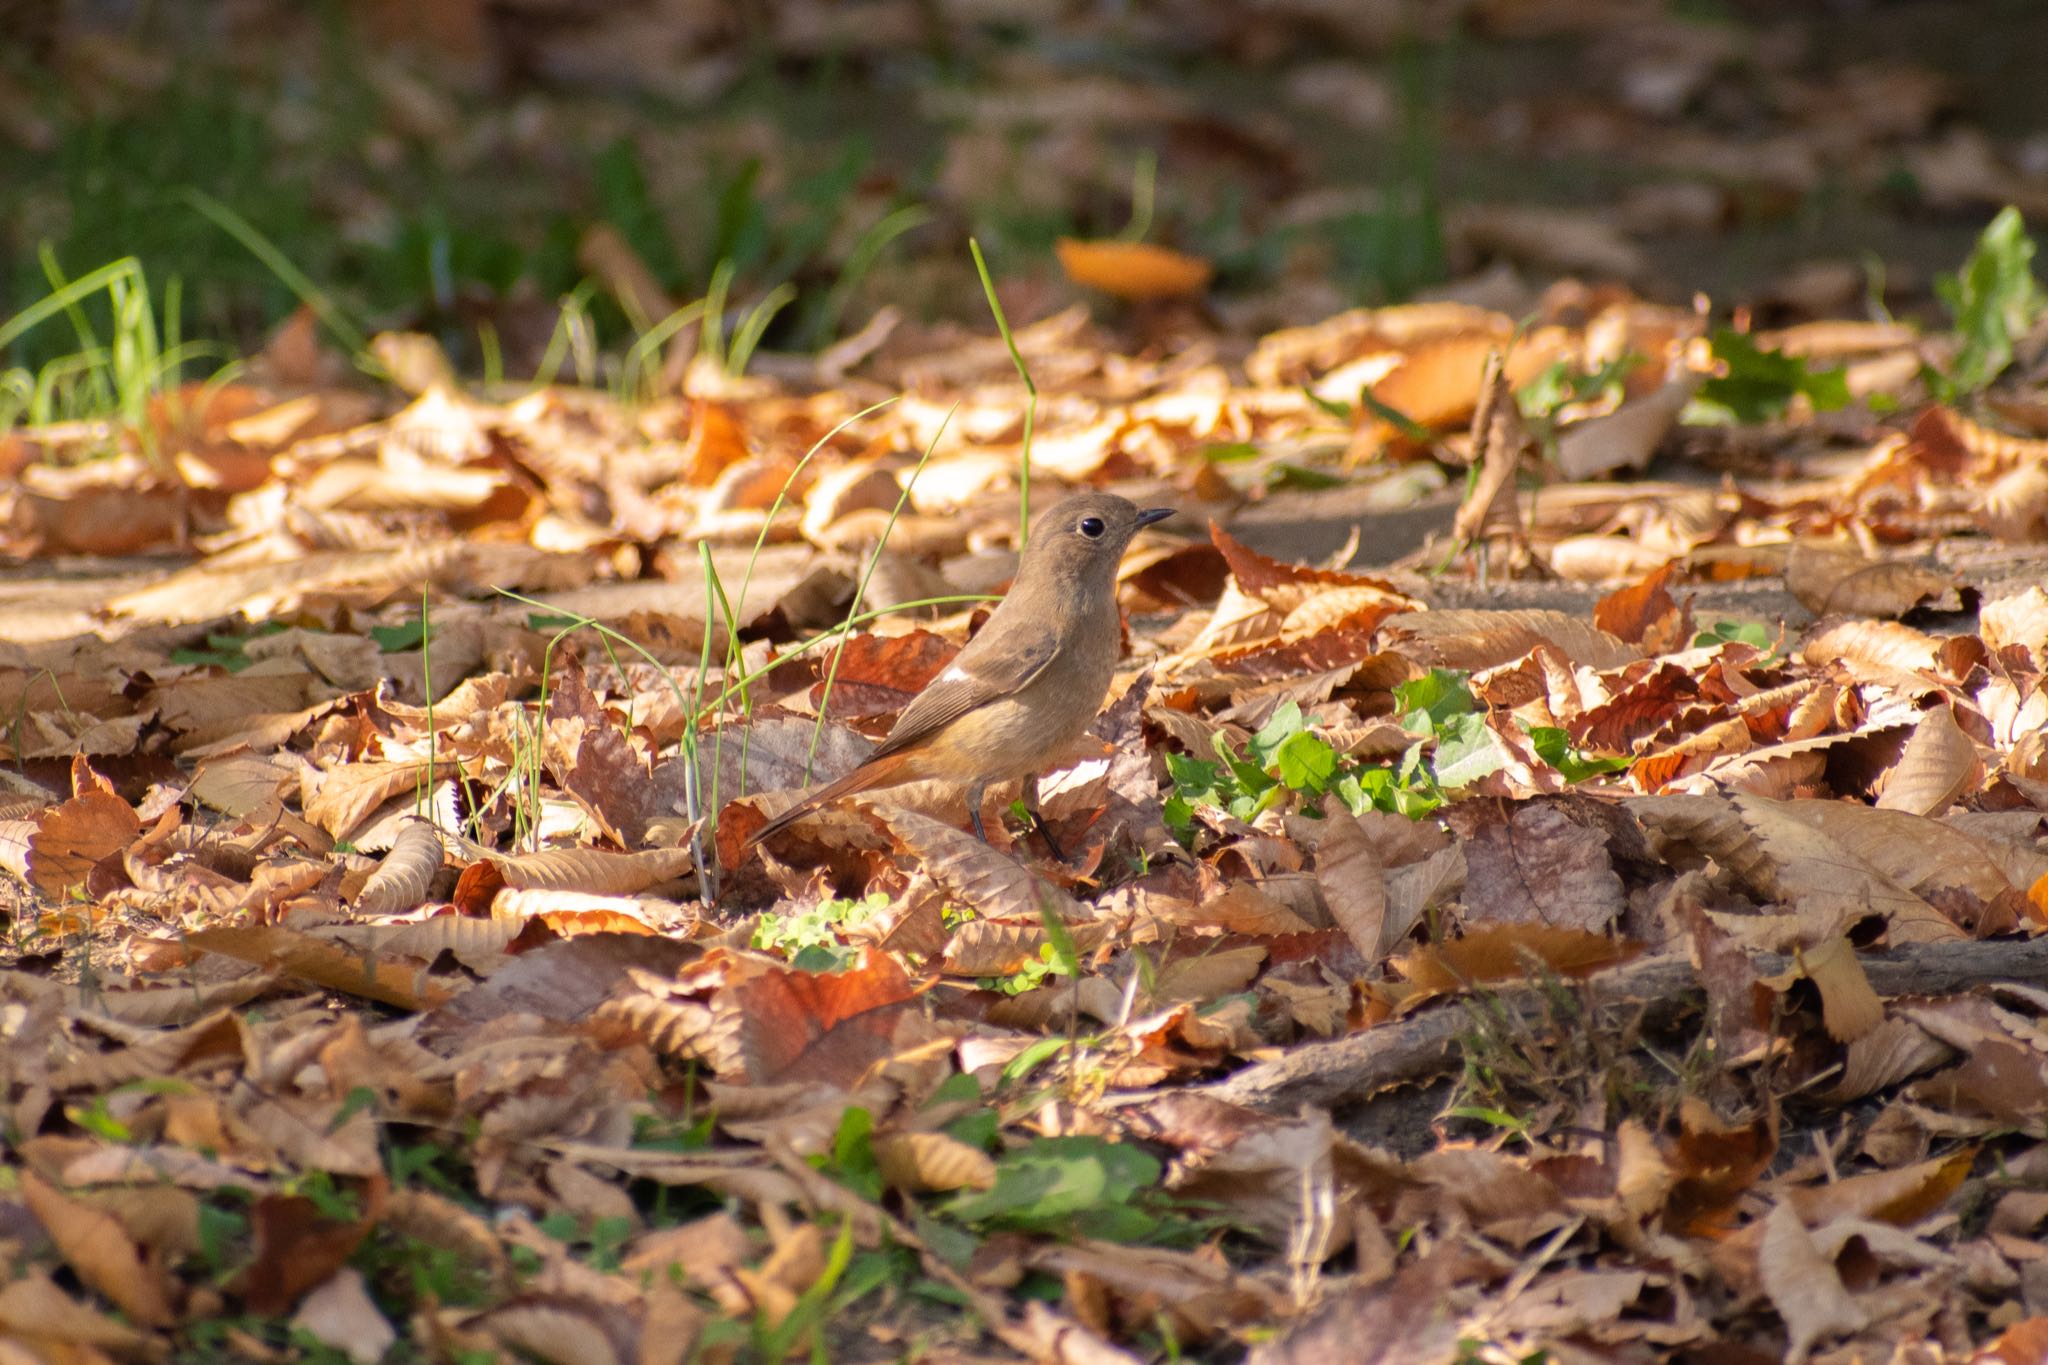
966, 778, 989, 844
1023, 776, 1068, 863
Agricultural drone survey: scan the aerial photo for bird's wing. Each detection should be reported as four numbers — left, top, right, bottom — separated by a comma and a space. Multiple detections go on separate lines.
868, 629, 1060, 760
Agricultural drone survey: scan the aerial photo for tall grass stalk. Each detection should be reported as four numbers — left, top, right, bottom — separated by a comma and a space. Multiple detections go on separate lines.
803, 401, 957, 785
533, 284, 599, 389
810, 205, 930, 348
706, 394, 901, 823
617, 299, 708, 405
182, 187, 379, 373
724, 284, 795, 379
491, 587, 994, 882
416, 587, 434, 818
1119, 151, 1158, 244
969, 238, 1037, 549
1, 255, 222, 438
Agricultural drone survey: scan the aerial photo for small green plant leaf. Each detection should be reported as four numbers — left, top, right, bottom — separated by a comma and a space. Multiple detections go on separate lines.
1245, 701, 1306, 767
751, 892, 889, 970
824, 1106, 883, 1201
1515, 351, 1640, 422
1001, 1035, 1071, 1084
1691, 619, 1775, 653
370, 619, 430, 653
1394, 669, 1478, 731
1358, 389, 1433, 442
170, 624, 288, 671
1934, 205, 2046, 399
1273, 730, 1339, 793
1689, 330, 1849, 425
1302, 386, 1353, 421
1526, 726, 1630, 782
525, 612, 581, 633
943, 1135, 1161, 1230
1431, 712, 1506, 790
1038, 904, 1082, 978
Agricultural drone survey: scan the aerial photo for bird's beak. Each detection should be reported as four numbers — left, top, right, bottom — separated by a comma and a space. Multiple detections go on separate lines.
1136, 507, 1175, 528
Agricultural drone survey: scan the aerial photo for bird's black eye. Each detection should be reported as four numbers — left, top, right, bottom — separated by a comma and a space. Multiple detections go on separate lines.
1077, 516, 1106, 539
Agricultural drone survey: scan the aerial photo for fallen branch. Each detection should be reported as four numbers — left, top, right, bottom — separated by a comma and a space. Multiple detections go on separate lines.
1198, 937, 2048, 1113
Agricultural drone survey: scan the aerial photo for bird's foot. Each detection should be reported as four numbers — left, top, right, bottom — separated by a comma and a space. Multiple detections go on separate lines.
1028, 809, 1068, 863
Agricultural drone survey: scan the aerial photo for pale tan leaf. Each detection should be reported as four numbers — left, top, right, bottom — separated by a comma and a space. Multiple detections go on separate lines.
941, 919, 1058, 978
466, 1296, 629, 1365
235, 1090, 383, 1176
1276, 584, 1416, 640
488, 845, 692, 896
1784, 1146, 1976, 1228
190, 753, 301, 816
372, 915, 523, 973
1875, 706, 1982, 815
1787, 541, 1957, 619
352, 820, 444, 914
1800, 617, 1941, 680
80, 972, 278, 1028
1782, 803, 2023, 935
1796, 936, 1884, 1043
151, 667, 317, 734
1174, 579, 1287, 664
186, 924, 455, 1010
58, 1144, 267, 1193
873, 1131, 998, 1194
1247, 301, 1509, 389
1828, 1017, 1956, 1102
987, 977, 1129, 1029
1982, 585, 2048, 667
1383, 842, 1467, 949
1314, 810, 1388, 962
1628, 793, 1963, 945
1982, 461, 2048, 540
1548, 534, 1679, 583
619, 1211, 754, 1286
1758, 1202, 1866, 1363
1554, 371, 1701, 480
19, 1171, 177, 1328
303, 759, 455, 839
881, 807, 1086, 923
0, 818, 37, 881
291, 1269, 396, 1365
1382, 609, 1638, 671
0, 1270, 154, 1353
1151, 945, 1267, 1007
1171, 881, 1317, 936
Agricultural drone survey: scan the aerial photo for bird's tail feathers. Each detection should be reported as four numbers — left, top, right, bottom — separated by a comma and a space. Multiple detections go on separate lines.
742, 752, 912, 851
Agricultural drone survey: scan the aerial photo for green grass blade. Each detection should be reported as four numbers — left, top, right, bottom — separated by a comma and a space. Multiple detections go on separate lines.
812, 205, 930, 348
181, 187, 376, 369
803, 400, 958, 784
969, 238, 1036, 549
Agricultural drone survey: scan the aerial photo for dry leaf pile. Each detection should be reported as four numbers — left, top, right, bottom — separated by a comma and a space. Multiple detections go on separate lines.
9, 231, 2048, 1361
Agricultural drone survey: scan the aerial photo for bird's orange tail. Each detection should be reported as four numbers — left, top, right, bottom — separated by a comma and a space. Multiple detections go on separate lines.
742, 751, 914, 851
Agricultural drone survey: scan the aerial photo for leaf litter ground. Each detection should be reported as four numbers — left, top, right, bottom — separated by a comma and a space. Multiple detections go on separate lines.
11, 22, 2048, 1365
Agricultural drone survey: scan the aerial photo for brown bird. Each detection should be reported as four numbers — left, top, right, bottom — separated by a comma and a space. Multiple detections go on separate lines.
746, 491, 1174, 858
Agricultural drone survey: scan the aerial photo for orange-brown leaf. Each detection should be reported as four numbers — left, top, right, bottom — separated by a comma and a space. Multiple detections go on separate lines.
1055, 238, 1213, 299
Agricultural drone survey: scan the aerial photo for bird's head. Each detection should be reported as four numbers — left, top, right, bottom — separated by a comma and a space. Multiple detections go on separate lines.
1016, 492, 1175, 590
